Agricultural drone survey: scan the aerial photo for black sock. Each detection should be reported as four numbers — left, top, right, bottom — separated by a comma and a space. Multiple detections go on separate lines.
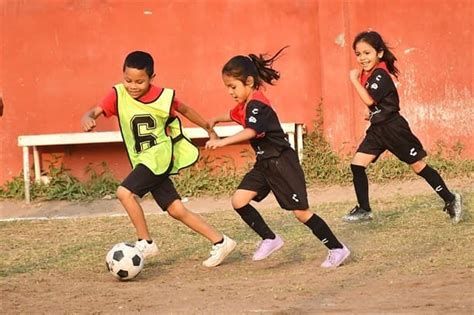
417, 165, 454, 203
304, 214, 343, 250
213, 238, 224, 245
234, 204, 276, 240
138, 239, 153, 244
351, 164, 371, 211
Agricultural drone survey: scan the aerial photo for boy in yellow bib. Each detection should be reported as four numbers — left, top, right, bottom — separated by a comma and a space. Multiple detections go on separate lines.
81, 51, 235, 267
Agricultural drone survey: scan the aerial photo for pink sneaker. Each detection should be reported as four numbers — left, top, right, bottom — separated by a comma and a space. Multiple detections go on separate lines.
320, 244, 350, 268
252, 235, 284, 261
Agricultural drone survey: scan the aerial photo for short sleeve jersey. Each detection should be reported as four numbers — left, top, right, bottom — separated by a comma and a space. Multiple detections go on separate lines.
99, 84, 182, 117
361, 63, 400, 124
230, 90, 290, 160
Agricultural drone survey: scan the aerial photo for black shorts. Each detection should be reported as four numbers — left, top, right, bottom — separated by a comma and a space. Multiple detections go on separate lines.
357, 114, 427, 164
238, 149, 309, 210
121, 164, 180, 211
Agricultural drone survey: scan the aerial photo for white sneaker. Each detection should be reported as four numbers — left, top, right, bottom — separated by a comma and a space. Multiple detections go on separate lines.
202, 235, 237, 267
135, 239, 159, 259
320, 244, 351, 268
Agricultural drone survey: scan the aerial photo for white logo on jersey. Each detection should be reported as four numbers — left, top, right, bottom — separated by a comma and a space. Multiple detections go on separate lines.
256, 146, 264, 155
435, 185, 443, 192
368, 106, 381, 121
292, 194, 299, 202
370, 83, 379, 90
409, 148, 418, 156
252, 108, 259, 115
375, 74, 382, 81
248, 116, 257, 123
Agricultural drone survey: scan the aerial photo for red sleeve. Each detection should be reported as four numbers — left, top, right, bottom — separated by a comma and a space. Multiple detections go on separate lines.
229, 103, 246, 126
98, 89, 117, 117
170, 97, 183, 116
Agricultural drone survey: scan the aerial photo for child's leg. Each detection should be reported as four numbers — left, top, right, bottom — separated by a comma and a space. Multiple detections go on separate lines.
351, 152, 376, 211
116, 185, 151, 241
412, 160, 462, 223
412, 160, 454, 202
343, 152, 377, 222
232, 189, 276, 240
167, 199, 223, 243
152, 179, 236, 267
232, 189, 283, 261
293, 210, 343, 249
294, 209, 350, 268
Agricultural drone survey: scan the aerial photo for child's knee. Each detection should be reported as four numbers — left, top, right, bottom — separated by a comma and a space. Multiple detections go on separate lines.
231, 196, 247, 210
410, 160, 426, 173
116, 186, 133, 201
232, 191, 254, 209
167, 200, 187, 220
293, 209, 312, 223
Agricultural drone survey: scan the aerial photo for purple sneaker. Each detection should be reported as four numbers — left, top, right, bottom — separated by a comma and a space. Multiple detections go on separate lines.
252, 235, 284, 261
320, 244, 350, 268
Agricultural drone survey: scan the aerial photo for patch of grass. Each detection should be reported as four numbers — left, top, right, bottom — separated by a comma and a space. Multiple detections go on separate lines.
0, 160, 119, 201
0, 190, 471, 278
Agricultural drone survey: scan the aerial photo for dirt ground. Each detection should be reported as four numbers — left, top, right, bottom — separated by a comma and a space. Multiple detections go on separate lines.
1, 178, 473, 314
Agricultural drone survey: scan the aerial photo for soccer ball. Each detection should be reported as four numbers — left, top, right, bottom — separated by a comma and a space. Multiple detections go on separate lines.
105, 242, 144, 280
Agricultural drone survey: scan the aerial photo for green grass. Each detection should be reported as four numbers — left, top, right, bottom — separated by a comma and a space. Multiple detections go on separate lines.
1, 189, 472, 279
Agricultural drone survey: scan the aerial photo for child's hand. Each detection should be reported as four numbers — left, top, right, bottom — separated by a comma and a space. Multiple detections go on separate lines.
349, 69, 361, 82
205, 139, 224, 150
81, 116, 96, 132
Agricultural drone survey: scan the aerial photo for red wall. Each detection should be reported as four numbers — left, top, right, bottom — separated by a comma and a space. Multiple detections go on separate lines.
0, 0, 472, 184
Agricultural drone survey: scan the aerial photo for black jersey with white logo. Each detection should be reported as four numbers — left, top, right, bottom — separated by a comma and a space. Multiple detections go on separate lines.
244, 100, 290, 159
365, 68, 400, 124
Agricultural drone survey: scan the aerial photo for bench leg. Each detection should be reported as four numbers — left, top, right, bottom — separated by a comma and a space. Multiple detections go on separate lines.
296, 124, 304, 162
33, 146, 41, 183
287, 131, 295, 150
22, 146, 31, 203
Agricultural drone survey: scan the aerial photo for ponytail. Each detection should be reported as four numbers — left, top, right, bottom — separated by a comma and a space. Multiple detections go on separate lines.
222, 46, 289, 89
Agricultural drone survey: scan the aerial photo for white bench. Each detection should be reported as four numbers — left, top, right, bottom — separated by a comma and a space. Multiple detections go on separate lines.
17, 123, 305, 202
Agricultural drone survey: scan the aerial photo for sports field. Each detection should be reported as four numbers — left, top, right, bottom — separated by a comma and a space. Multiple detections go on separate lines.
1, 179, 473, 314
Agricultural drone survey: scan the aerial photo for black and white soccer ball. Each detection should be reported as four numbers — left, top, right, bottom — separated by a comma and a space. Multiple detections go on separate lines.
105, 242, 144, 280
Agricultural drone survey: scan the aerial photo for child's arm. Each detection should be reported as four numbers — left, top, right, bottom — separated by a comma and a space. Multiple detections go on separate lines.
81, 106, 104, 131
209, 113, 233, 128
349, 69, 375, 106
205, 128, 256, 150
177, 103, 218, 139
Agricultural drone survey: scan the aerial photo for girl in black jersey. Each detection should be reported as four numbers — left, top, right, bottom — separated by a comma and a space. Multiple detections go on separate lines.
344, 31, 462, 223
206, 48, 350, 268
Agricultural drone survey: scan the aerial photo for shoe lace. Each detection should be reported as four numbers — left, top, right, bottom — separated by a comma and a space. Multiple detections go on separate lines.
135, 241, 146, 252
349, 206, 360, 215
209, 243, 222, 256
326, 250, 338, 264
443, 201, 453, 214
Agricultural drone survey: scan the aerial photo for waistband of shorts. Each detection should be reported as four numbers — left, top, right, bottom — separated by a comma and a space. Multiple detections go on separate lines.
371, 112, 400, 126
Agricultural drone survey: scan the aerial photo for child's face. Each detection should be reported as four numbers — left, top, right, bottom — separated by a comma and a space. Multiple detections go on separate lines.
222, 74, 254, 104
123, 67, 154, 99
354, 41, 383, 72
